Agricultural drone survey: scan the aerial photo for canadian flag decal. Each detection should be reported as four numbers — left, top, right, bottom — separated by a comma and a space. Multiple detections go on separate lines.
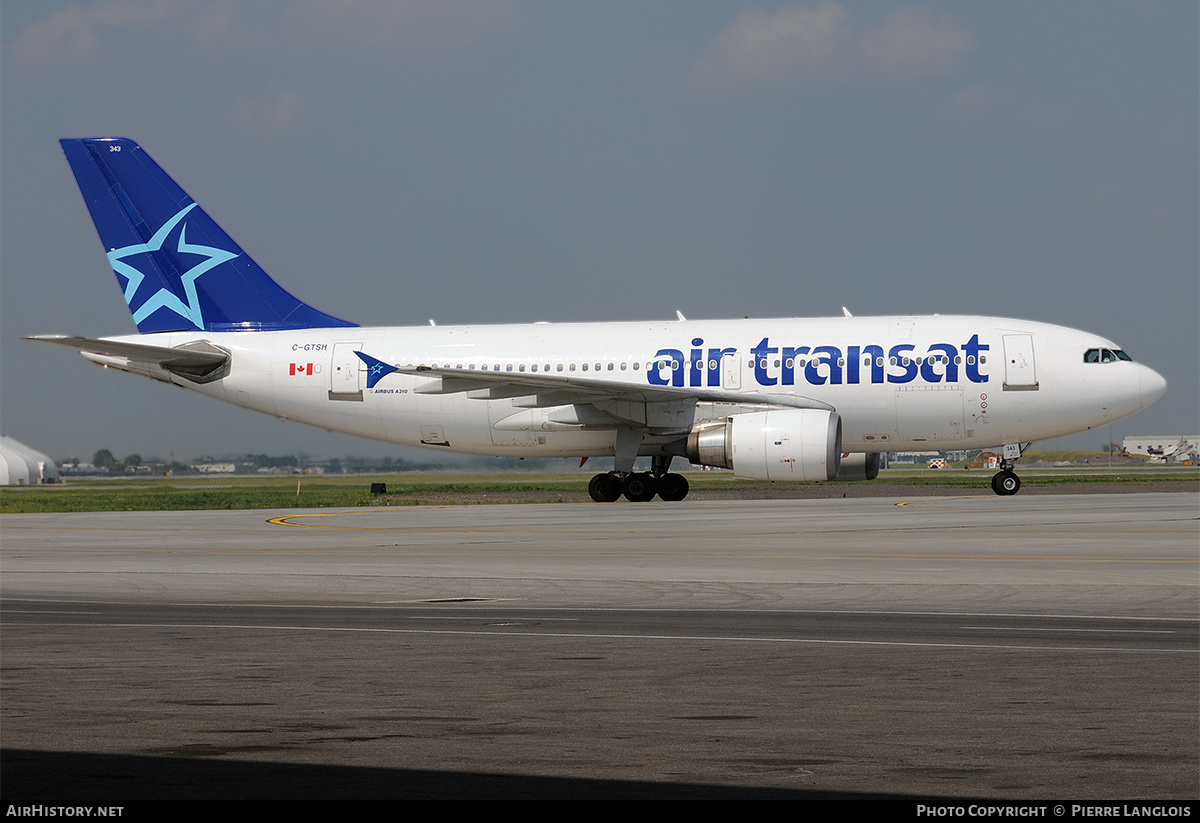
290, 363, 314, 376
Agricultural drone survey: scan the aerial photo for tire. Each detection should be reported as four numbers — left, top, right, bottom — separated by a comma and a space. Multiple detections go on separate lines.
657, 473, 689, 501
622, 472, 657, 502
588, 473, 622, 502
991, 470, 1021, 496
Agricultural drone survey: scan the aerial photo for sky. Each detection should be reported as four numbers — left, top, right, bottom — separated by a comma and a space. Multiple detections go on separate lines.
2, 0, 1196, 464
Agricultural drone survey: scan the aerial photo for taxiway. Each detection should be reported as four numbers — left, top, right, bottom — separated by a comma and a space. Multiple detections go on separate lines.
2, 493, 1196, 799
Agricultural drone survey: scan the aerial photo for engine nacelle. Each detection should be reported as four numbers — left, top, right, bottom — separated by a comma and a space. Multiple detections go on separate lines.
836, 452, 881, 481
686, 409, 842, 482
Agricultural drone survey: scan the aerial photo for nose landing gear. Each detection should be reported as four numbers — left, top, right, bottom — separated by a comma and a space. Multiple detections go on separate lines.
991, 470, 1021, 496
990, 443, 1028, 496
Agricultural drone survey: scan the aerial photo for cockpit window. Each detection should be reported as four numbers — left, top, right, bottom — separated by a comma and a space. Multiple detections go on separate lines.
1084, 348, 1134, 363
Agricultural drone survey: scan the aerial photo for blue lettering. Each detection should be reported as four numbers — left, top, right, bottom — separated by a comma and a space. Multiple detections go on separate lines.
708, 347, 735, 387
806, 345, 842, 386
781, 346, 810, 386
963, 334, 989, 383
644, 335, 989, 387
751, 337, 778, 387
689, 338, 704, 387
859, 344, 885, 384
847, 345, 862, 384
650, 348, 685, 387
921, 343, 958, 383
888, 344, 917, 384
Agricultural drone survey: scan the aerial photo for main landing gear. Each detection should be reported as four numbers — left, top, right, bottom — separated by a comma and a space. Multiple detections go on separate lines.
587, 455, 690, 503
989, 443, 1028, 496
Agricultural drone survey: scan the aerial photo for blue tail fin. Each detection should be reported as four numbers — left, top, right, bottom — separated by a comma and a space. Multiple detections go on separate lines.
60, 138, 356, 333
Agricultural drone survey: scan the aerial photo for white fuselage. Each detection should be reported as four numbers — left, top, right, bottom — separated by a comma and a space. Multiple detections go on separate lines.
101, 314, 1166, 461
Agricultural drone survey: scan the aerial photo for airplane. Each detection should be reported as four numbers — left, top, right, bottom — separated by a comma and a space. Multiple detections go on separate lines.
32, 137, 1168, 502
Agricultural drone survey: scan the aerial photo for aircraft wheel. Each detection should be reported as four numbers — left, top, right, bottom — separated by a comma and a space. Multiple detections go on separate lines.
991, 470, 1021, 496
622, 472, 657, 502
588, 473, 623, 502
657, 473, 689, 502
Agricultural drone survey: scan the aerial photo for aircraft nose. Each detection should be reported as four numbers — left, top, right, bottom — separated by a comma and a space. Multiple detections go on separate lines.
1140, 364, 1167, 408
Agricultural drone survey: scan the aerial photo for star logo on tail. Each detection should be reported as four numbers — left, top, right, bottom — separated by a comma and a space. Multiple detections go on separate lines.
106, 203, 238, 330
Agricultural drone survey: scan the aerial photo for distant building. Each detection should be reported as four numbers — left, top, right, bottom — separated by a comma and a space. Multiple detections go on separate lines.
191, 463, 236, 473
890, 451, 941, 464
1123, 436, 1199, 464
0, 437, 60, 485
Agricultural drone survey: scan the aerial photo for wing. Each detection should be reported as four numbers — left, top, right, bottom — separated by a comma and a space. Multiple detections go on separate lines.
29, 335, 230, 384
400, 362, 833, 407
382, 358, 834, 435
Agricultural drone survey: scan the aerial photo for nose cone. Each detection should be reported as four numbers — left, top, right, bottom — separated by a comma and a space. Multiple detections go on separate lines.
1140, 364, 1168, 409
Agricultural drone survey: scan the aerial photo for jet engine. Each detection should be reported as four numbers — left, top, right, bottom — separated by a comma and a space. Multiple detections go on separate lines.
836, 451, 881, 481
684, 409, 842, 481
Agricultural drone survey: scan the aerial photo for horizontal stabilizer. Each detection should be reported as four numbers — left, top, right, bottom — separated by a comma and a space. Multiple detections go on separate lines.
28, 334, 230, 383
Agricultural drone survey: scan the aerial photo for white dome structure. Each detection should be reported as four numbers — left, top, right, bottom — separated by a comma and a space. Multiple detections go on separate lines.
0, 437, 59, 485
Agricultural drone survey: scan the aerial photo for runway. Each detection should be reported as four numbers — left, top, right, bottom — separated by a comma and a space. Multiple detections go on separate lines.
2, 493, 1196, 799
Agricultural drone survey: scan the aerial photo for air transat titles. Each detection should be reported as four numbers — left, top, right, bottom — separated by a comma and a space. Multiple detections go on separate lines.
649, 334, 990, 388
